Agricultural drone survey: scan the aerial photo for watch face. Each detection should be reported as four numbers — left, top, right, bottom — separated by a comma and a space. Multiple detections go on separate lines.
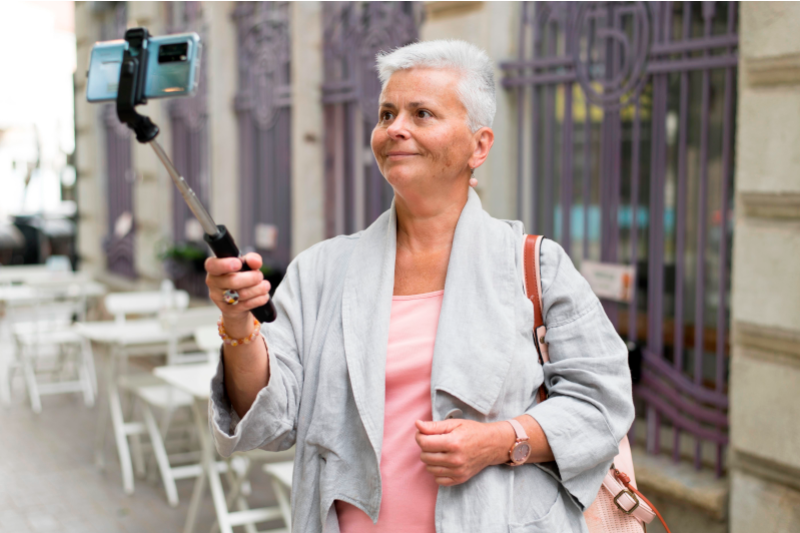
512, 442, 531, 463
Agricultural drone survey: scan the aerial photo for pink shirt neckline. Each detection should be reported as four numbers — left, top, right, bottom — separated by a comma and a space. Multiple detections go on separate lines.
336, 290, 443, 533
391, 289, 444, 301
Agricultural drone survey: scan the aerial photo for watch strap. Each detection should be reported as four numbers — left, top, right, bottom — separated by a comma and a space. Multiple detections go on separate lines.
507, 419, 528, 441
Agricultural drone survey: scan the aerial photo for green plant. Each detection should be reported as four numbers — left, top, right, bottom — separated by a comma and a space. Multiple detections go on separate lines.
158, 242, 207, 263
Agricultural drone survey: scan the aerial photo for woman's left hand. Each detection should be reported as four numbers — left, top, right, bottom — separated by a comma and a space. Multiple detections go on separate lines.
415, 419, 512, 486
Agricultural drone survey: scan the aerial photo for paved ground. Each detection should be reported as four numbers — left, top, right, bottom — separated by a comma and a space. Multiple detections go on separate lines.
0, 352, 282, 533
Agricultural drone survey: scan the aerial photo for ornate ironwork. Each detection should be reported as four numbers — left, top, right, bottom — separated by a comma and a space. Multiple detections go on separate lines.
234, 2, 293, 271
322, 2, 422, 237
502, 1, 738, 476
235, 2, 291, 130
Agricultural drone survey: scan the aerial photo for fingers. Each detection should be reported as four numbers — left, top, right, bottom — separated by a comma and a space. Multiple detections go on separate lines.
238, 291, 272, 312
226, 280, 270, 303
415, 432, 453, 453
415, 419, 461, 435
205, 257, 243, 276
419, 451, 456, 467
242, 252, 263, 271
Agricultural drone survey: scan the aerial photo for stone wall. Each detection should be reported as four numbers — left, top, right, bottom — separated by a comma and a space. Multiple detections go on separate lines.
730, 3, 800, 532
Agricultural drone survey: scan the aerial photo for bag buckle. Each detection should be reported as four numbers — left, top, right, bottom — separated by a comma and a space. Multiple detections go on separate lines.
613, 489, 640, 515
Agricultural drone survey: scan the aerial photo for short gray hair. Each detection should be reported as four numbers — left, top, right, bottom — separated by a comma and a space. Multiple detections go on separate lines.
376, 40, 496, 132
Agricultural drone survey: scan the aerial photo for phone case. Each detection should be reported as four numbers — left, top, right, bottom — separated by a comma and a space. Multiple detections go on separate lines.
85, 33, 201, 103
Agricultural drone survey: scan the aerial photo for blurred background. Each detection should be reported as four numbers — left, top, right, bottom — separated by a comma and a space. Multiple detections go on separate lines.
1, 2, 799, 533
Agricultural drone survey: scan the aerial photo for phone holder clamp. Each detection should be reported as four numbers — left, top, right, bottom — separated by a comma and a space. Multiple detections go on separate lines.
116, 27, 159, 144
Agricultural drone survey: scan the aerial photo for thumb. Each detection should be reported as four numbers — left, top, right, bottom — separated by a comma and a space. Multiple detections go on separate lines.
242, 252, 263, 271
415, 419, 461, 435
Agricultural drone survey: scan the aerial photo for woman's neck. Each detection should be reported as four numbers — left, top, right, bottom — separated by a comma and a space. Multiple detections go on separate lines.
394, 186, 469, 255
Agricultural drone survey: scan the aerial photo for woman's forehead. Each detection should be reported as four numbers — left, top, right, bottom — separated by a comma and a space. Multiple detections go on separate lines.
380, 68, 463, 106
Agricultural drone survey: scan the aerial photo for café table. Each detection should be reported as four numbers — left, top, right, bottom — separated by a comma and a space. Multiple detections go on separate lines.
76, 319, 176, 494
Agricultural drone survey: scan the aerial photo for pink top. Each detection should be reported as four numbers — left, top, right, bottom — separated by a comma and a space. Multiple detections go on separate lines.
336, 290, 443, 533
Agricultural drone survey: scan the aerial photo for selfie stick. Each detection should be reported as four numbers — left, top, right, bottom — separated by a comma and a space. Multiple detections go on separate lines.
115, 28, 277, 323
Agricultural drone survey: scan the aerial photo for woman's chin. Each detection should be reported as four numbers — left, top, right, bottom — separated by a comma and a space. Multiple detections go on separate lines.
384, 169, 423, 190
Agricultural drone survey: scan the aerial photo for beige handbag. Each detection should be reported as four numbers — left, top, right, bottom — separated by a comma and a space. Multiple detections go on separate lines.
522, 235, 670, 533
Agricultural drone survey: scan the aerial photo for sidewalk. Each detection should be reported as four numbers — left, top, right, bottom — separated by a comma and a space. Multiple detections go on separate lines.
0, 362, 280, 533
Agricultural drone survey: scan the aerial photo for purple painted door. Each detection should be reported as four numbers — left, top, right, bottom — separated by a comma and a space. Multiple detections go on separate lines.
235, 2, 293, 273
101, 3, 136, 279
322, 2, 422, 237
502, 1, 737, 476
166, 2, 210, 297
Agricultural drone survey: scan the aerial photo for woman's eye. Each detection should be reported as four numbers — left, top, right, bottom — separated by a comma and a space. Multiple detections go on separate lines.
417, 110, 432, 118
381, 111, 394, 121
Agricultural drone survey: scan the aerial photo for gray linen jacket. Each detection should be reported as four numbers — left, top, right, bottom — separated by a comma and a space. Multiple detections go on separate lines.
209, 188, 634, 533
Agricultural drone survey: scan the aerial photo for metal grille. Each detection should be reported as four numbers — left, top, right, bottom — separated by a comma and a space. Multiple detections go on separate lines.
234, 2, 293, 272
502, 1, 737, 475
101, 3, 136, 279
322, 2, 422, 237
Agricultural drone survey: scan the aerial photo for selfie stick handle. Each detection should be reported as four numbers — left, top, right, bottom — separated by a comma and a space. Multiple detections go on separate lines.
116, 27, 276, 323
149, 139, 277, 324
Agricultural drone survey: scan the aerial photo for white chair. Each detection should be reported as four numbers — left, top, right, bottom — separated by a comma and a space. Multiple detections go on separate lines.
135, 306, 221, 506
92, 282, 192, 495
10, 288, 95, 413
263, 461, 294, 532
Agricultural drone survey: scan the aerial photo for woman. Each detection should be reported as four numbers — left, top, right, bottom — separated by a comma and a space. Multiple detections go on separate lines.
206, 40, 634, 533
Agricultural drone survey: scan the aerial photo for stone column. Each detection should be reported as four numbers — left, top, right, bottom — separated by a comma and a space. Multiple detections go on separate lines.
74, 2, 105, 279
290, 1, 325, 256
128, 1, 171, 284
206, 1, 241, 239
729, 3, 800, 531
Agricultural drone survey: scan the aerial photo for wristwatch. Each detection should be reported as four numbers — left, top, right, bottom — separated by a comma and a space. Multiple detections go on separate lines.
505, 419, 531, 466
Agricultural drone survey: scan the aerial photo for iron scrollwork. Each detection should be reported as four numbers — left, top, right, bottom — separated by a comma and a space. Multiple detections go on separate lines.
234, 2, 292, 131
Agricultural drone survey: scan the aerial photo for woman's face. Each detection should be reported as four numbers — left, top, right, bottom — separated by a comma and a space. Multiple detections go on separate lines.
371, 68, 491, 199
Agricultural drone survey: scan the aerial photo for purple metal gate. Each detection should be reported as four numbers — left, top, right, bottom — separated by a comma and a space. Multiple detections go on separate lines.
102, 3, 136, 279
166, 2, 210, 297
502, 1, 736, 476
234, 2, 293, 273
322, 2, 422, 237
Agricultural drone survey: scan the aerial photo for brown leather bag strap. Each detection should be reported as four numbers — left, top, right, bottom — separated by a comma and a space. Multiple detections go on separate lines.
523, 234, 544, 334
523, 234, 548, 404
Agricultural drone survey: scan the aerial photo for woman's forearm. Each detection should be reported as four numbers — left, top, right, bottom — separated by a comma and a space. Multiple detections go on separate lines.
222, 315, 270, 419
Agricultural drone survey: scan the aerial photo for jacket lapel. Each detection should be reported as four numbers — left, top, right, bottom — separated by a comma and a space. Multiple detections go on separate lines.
431, 189, 518, 416
341, 207, 396, 461
341, 188, 519, 464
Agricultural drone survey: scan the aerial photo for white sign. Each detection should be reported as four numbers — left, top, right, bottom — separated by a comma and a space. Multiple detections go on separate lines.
113, 211, 133, 239
184, 218, 205, 242
255, 223, 278, 251
580, 260, 636, 303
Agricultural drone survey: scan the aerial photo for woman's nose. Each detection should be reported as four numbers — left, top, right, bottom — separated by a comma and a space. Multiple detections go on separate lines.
386, 113, 410, 140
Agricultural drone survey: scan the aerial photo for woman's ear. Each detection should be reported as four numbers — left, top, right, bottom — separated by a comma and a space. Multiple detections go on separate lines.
468, 127, 495, 170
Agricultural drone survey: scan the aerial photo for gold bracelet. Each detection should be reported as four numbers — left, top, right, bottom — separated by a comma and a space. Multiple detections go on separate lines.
217, 317, 261, 347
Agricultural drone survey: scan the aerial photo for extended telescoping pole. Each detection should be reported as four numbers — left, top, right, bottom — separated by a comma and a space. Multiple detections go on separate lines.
114, 27, 276, 323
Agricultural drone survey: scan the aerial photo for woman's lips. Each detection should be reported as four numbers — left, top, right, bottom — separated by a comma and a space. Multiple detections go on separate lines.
386, 151, 418, 160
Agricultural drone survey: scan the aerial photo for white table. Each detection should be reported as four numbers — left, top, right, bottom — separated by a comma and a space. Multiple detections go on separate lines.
154, 363, 289, 533
76, 319, 177, 494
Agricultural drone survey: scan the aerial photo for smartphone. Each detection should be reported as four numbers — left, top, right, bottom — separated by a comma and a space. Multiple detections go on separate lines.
86, 33, 202, 102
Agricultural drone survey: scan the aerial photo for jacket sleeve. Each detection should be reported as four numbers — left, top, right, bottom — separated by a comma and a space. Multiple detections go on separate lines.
208, 257, 305, 457
524, 239, 635, 511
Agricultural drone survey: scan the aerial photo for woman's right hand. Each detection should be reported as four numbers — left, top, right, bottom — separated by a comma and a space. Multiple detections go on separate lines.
205, 253, 272, 339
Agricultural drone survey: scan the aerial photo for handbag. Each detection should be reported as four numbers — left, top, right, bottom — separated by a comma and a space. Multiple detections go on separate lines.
522, 235, 671, 533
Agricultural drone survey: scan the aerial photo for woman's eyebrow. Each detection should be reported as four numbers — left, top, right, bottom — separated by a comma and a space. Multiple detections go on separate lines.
378, 101, 432, 109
